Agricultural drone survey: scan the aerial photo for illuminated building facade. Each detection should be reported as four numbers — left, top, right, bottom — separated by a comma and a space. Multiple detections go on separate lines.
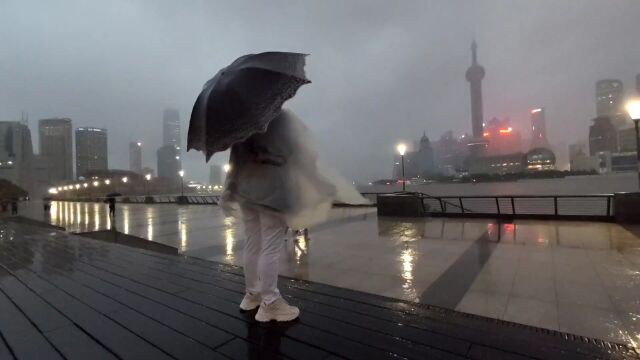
129, 141, 143, 174
596, 79, 627, 128
163, 108, 181, 149
482, 117, 522, 155
157, 144, 180, 182
0, 121, 34, 192
530, 108, 549, 149
39, 118, 73, 182
588, 116, 618, 156
76, 127, 108, 178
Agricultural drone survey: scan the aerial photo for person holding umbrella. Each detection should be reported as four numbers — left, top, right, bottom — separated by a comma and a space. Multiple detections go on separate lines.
105, 193, 121, 221
188, 52, 366, 322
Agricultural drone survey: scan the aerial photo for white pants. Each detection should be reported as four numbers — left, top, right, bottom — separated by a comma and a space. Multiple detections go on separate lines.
241, 204, 287, 304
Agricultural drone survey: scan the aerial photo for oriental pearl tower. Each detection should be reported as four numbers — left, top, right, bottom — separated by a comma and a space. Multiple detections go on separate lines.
465, 41, 487, 154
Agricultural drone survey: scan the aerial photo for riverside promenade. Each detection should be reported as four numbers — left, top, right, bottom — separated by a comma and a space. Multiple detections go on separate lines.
3, 200, 640, 358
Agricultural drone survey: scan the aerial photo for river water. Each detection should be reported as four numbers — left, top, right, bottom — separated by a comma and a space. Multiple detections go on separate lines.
358, 172, 638, 196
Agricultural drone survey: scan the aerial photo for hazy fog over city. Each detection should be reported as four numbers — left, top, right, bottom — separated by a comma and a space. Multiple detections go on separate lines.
1, 0, 640, 183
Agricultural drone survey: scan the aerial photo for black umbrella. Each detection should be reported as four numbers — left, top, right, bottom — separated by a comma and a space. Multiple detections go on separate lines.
106, 192, 122, 197
187, 51, 311, 161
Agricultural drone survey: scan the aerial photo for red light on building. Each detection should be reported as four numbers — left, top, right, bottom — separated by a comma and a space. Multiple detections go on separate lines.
483, 132, 490, 137
498, 127, 513, 134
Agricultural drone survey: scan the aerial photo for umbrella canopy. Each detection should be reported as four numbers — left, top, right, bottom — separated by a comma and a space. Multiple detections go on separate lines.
187, 51, 311, 161
106, 192, 122, 197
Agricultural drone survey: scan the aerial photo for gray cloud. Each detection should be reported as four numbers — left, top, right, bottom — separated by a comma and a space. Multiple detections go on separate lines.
1, 0, 639, 182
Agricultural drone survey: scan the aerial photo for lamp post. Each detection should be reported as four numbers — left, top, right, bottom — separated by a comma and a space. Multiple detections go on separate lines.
397, 143, 407, 192
626, 99, 640, 190
178, 170, 185, 196
145, 173, 151, 196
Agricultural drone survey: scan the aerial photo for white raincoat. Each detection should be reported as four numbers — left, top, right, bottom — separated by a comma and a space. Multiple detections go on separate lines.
221, 109, 367, 229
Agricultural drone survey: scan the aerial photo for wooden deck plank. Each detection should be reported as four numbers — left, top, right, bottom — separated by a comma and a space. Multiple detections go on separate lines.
44, 230, 629, 360
0, 286, 62, 360
45, 325, 118, 360
39, 288, 174, 360
0, 333, 14, 360
108, 307, 227, 359
0, 267, 71, 333
2, 219, 639, 360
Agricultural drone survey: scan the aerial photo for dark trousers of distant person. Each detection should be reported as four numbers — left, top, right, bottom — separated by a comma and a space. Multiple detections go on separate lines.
109, 205, 115, 220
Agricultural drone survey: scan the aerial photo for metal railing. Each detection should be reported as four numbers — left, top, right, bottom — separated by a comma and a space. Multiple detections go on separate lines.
56, 192, 615, 220
364, 192, 615, 221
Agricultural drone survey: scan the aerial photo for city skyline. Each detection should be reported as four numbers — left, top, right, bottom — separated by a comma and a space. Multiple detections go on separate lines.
2, 1, 640, 183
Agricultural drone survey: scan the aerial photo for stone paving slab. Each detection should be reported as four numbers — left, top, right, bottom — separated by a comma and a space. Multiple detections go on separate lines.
0, 218, 638, 359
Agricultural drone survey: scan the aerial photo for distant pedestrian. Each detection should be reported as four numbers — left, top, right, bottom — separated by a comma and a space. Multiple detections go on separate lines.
108, 198, 116, 219
11, 201, 18, 215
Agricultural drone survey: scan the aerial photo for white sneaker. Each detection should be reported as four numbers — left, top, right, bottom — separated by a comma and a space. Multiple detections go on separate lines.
255, 297, 300, 322
239, 293, 261, 311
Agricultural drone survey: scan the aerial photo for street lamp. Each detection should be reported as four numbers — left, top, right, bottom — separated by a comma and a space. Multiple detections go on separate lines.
625, 99, 640, 190
121, 177, 128, 183
145, 173, 151, 195
178, 170, 185, 196
397, 143, 407, 192
223, 164, 231, 173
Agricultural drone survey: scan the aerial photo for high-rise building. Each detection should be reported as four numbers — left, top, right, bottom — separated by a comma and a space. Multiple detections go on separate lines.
129, 141, 143, 174
432, 131, 468, 175
141, 166, 154, 177
209, 164, 222, 185
39, 118, 73, 182
482, 117, 522, 155
530, 108, 549, 149
163, 109, 181, 149
0, 121, 35, 192
156, 144, 180, 181
617, 127, 637, 153
588, 116, 618, 156
75, 127, 108, 178
596, 79, 626, 128
465, 41, 487, 154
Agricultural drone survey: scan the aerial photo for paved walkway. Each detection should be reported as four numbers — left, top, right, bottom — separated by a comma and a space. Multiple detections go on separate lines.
14, 201, 640, 348
1, 218, 638, 359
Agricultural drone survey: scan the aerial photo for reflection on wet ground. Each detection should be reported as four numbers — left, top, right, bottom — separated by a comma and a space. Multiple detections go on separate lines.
18, 200, 640, 347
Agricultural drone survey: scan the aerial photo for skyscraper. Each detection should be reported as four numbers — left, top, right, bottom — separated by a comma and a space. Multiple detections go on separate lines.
75, 127, 108, 178
209, 164, 222, 185
39, 118, 73, 182
0, 121, 34, 192
129, 141, 143, 174
588, 116, 618, 156
530, 108, 549, 149
465, 41, 487, 154
162, 109, 181, 149
596, 79, 626, 128
482, 117, 522, 155
156, 144, 180, 181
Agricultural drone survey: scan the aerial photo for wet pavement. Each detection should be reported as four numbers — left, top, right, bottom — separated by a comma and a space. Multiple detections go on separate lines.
15, 200, 640, 349
2, 218, 639, 359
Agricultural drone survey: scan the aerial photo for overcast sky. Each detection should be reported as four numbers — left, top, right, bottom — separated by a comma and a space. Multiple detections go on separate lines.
1, 0, 639, 183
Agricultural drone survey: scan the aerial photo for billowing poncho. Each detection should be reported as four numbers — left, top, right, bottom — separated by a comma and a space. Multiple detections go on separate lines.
221, 109, 367, 229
